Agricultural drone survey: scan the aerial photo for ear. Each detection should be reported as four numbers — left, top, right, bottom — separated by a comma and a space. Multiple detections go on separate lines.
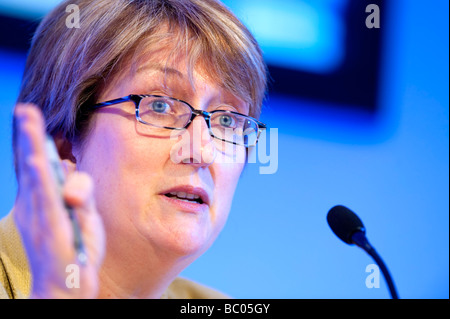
53, 133, 77, 175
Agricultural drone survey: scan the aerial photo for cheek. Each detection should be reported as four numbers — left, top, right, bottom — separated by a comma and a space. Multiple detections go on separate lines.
211, 162, 245, 220
212, 145, 246, 203
76, 118, 169, 212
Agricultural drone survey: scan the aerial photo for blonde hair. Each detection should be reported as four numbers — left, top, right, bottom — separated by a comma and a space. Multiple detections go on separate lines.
14, 0, 267, 152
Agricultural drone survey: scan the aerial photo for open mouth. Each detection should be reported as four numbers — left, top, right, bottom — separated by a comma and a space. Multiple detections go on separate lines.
164, 191, 204, 204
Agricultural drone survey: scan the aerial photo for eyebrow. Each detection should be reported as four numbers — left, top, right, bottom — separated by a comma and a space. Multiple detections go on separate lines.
135, 63, 249, 114
136, 63, 185, 78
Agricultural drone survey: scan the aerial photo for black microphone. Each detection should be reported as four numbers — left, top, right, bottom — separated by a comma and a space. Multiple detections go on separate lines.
327, 205, 399, 299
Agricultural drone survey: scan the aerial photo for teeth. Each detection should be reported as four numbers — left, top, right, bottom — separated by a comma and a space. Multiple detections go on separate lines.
169, 191, 201, 202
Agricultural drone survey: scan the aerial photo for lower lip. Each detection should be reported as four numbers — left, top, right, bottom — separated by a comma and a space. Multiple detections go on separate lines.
160, 195, 209, 213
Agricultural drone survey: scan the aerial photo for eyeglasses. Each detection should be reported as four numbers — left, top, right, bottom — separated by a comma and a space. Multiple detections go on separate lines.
91, 94, 266, 147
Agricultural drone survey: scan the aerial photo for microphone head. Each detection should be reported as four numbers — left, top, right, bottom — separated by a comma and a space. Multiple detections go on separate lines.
327, 205, 366, 244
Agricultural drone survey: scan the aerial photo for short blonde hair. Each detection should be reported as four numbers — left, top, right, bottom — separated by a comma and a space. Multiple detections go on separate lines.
14, 0, 267, 151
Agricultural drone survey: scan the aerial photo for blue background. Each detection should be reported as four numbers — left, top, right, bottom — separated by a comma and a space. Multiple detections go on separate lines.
0, 0, 448, 298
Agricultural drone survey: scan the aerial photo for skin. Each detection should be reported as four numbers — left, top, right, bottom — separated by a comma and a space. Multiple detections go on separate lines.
13, 45, 248, 298
14, 103, 105, 299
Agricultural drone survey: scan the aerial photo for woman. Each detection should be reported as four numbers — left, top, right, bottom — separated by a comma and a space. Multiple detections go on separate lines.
0, 0, 267, 299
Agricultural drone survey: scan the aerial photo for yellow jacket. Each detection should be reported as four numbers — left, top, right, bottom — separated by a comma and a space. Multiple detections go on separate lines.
0, 212, 228, 299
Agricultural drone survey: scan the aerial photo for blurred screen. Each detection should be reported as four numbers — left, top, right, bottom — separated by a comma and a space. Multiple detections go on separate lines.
222, 0, 383, 111
0, 0, 60, 19
223, 0, 348, 74
0, 0, 383, 109
0, 0, 348, 74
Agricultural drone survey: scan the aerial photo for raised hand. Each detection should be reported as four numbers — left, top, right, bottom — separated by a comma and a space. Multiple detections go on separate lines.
13, 103, 105, 299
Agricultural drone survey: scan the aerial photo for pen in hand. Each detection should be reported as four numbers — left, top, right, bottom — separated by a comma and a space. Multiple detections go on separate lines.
44, 134, 88, 266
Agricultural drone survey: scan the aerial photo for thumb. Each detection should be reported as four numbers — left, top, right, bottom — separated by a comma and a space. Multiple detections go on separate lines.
63, 172, 95, 213
61, 159, 77, 178
63, 171, 105, 268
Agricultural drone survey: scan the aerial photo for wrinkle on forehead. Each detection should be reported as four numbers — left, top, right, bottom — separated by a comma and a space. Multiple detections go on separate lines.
99, 25, 253, 113
131, 42, 215, 95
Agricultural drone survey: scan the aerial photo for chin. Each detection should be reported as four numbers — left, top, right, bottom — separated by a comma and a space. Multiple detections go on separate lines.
156, 217, 222, 259
166, 227, 215, 258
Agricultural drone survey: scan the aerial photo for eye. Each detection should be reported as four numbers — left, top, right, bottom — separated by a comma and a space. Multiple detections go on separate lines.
219, 114, 236, 128
151, 100, 170, 113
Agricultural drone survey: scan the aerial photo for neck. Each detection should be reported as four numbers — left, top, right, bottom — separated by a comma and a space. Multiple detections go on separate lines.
96, 239, 194, 299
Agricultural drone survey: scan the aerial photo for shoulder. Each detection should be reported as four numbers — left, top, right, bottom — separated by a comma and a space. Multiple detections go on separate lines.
0, 211, 31, 299
0, 258, 10, 299
162, 277, 231, 299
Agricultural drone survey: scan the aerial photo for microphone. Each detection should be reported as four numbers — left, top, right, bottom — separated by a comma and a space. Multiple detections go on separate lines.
327, 205, 399, 299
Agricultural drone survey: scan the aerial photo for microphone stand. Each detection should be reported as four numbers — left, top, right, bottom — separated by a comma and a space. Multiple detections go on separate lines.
352, 232, 399, 299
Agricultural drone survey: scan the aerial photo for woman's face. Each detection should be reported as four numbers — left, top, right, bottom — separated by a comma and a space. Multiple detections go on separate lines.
74, 47, 247, 262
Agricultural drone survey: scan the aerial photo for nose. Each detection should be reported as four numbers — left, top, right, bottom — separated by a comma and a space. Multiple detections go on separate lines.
170, 115, 216, 166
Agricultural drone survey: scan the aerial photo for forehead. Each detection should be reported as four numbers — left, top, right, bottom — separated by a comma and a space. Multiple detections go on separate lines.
99, 24, 256, 114
134, 65, 215, 97
127, 30, 251, 99
132, 40, 213, 87
119, 42, 237, 98
98, 42, 248, 113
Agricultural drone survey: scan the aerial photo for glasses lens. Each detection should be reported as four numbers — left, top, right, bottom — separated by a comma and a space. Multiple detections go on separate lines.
210, 111, 259, 147
138, 96, 191, 128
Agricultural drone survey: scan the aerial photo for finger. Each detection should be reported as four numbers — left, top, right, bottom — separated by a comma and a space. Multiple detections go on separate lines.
14, 103, 64, 224
15, 103, 45, 223
26, 155, 67, 227
63, 172, 95, 211
15, 104, 35, 192
14, 103, 47, 164
63, 172, 100, 235
63, 172, 105, 266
